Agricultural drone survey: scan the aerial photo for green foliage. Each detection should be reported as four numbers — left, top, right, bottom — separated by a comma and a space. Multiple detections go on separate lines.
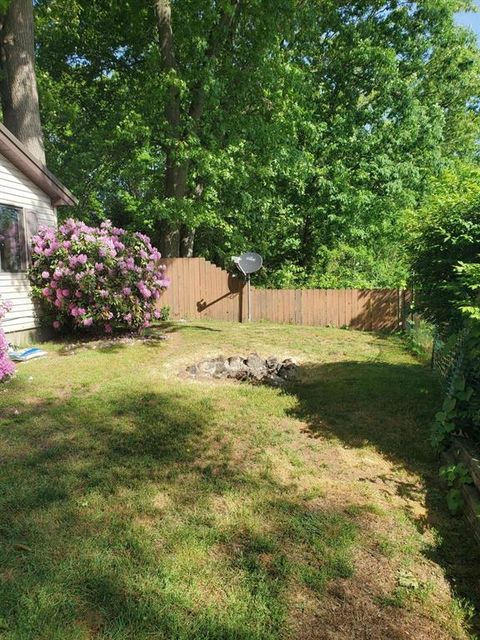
439, 462, 473, 515
158, 305, 171, 322
432, 368, 477, 449
457, 259, 480, 320
403, 319, 434, 362
34, 0, 480, 284
410, 161, 480, 328
430, 247, 480, 449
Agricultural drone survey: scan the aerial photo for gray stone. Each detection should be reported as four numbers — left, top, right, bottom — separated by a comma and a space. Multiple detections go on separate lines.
245, 353, 267, 379
197, 359, 218, 376
277, 361, 298, 380
265, 356, 279, 372
228, 356, 247, 374
209, 356, 227, 378
264, 373, 286, 387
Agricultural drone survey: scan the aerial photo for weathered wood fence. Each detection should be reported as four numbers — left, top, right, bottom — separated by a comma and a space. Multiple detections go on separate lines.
159, 258, 408, 331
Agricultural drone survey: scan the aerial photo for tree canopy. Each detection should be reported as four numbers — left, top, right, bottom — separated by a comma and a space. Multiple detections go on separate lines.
32, 0, 480, 285
410, 160, 480, 327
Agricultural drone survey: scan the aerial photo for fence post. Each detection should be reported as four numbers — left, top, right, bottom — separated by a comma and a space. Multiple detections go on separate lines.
295, 289, 302, 325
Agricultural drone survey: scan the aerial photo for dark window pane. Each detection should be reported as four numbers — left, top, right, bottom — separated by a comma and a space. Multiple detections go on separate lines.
0, 205, 24, 272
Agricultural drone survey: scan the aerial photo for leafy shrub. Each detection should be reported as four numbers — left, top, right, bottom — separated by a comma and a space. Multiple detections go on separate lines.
0, 296, 14, 381
431, 257, 480, 449
30, 219, 169, 333
158, 305, 171, 321
313, 243, 408, 289
410, 163, 480, 329
403, 319, 434, 362
439, 463, 473, 515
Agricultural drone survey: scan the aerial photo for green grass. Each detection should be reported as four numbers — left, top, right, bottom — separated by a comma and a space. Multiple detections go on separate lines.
0, 321, 479, 639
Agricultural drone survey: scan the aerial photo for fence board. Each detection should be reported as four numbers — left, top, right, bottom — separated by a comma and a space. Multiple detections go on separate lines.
158, 258, 406, 331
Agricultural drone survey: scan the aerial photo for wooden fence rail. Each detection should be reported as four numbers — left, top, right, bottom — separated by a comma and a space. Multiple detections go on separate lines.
159, 258, 408, 331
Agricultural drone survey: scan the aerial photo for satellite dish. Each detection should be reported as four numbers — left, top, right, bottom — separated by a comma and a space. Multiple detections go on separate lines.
235, 252, 263, 275
232, 252, 263, 322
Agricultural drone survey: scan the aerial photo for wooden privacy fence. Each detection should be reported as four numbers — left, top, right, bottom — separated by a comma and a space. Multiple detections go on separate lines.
159, 258, 408, 331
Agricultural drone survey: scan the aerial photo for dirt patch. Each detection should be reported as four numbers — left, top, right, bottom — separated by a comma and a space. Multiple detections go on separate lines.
288, 547, 458, 640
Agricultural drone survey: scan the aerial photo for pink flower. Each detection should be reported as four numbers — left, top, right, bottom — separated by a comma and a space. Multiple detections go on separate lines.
0, 327, 15, 380
30, 219, 168, 335
53, 320, 61, 329
136, 282, 152, 299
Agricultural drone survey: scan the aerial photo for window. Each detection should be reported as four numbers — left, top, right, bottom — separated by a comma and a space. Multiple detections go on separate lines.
0, 205, 26, 272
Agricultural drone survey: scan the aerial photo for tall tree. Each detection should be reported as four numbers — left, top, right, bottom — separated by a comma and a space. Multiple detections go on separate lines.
35, 0, 480, 280
152, 0, 245, 256
0, 0, 45, 163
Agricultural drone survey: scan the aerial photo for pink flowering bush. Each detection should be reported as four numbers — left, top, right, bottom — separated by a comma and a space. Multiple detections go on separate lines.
29, 219, 169, 334
0, 296, 14, 381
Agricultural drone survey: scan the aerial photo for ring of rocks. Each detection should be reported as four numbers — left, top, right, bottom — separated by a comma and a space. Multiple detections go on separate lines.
186, 353, 298, 386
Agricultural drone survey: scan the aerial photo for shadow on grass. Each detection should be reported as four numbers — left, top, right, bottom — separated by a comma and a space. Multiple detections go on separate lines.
156, 321, 223, 334
289, 360, 438, 467
0, 386, 358, 640
2, 356, 480, 638
289, 360, 480, 628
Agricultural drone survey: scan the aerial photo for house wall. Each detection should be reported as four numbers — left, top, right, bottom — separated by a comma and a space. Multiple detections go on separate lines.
0, 152, 57, 336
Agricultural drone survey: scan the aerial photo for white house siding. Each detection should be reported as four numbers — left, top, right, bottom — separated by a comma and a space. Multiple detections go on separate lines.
0, 153, 57, 334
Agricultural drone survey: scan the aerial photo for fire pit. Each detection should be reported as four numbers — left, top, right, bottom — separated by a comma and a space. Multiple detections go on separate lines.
186, 353, 298, 386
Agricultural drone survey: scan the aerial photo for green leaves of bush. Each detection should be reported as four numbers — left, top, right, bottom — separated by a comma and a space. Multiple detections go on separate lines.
439, 463, 473, 515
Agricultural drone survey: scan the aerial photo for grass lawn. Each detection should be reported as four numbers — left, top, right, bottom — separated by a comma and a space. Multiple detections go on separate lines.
1, 321, 480, 639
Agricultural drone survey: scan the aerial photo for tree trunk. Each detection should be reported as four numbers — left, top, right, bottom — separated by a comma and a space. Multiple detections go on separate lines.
180, 224, 195, 257
0, 0, 45, 164
153, 0, 183, 256
158, 222, 181, 258
152, 0, 242, 257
